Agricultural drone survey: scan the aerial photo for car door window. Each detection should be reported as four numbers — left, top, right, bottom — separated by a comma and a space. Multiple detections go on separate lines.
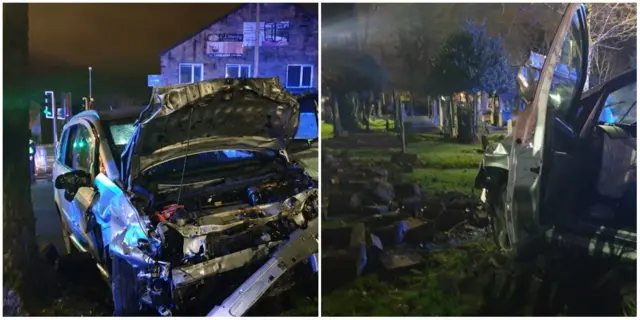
71, 125, 95, 173
546, 12, 585, 124
599, 82, 637, 125
64, 125, 78, 168
58, 128, 70, 163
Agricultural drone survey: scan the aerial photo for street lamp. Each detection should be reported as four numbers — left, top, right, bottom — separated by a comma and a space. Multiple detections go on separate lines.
88, 66, 93, 100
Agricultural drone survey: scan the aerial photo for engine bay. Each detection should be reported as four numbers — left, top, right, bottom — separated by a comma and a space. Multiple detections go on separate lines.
126, 163, 318, 315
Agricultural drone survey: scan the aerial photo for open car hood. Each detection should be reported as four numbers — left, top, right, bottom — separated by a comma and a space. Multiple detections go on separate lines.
121, 77, 300, 186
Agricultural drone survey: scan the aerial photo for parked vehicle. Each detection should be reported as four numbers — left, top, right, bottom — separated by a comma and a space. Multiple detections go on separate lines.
474, 4, 636, 264
53, 78, 318, 316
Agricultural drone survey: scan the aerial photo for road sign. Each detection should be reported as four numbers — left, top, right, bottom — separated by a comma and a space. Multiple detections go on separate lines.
148, 75, 162, 87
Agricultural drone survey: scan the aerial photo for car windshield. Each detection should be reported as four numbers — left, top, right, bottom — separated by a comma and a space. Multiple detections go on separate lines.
102, 118, 137, 168
143, 149, 277, 180
598, 81, 637, 125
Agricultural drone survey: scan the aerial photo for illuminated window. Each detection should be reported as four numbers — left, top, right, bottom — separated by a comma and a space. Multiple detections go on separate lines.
225, 64, 251, 78
286, 64, 313, 88
71, 126, 95, 173
179, 63, 204, 84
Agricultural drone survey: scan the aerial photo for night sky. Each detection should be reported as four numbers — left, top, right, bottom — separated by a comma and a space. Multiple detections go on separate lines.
31, 3, 242, 74
28, 3, 317, 101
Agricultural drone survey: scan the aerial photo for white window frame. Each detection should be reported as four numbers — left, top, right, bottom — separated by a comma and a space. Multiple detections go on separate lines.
225, 64, 252, 78
286, 64, 314, 89
178, 63, 204, 84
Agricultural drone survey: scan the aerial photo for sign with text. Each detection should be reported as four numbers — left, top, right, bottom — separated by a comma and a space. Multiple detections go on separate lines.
206, 34, 243, 57
242, 21, 290, 47
242, 22, 264, 47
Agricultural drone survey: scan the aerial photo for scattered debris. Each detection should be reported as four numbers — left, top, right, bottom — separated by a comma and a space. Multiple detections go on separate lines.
378, 246, 425, 271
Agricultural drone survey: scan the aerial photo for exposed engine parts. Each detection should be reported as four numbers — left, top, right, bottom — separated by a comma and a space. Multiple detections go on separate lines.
120, 180, 318, 316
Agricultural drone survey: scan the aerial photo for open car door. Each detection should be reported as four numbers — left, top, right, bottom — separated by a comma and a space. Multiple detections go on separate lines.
505, 4, 589, 256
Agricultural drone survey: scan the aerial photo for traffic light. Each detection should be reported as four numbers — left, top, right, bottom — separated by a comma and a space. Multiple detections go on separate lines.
43, 91, 54, 118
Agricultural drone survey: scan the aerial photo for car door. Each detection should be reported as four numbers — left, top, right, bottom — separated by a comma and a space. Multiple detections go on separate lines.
505, 4, 589, 251
53, 126, 72, 202
64, 122, 99, 242
54, 125, 78, 235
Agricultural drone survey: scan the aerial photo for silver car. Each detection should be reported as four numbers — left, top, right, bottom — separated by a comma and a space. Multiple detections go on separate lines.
475, 4, 636, 264
53, 78, 319, 316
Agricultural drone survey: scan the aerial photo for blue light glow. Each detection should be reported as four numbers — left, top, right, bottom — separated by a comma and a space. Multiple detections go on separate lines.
294, 112, 318, 140
599, 107, 616, 124
221, 150, 254, 159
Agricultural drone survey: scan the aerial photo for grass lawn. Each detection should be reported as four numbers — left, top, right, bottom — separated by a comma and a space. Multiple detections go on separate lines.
321, 120, 397, 140
321, 125, 499, 316
322, 241, 497, 316
321, 122, 334, 140
400, 168, 479, 196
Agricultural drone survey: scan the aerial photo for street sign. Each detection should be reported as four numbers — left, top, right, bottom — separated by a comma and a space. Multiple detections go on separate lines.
148, 75, 162, 87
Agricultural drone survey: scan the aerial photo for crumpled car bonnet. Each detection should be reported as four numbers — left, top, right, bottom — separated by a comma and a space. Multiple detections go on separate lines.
122, 77, 300, 185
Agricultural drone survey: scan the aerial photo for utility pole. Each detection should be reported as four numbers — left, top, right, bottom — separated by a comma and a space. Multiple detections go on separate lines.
65, 93, 72, 119
253, 3, 260, 78
89, 66, 93, 101
51, 92, 58, 145
400, 102, 406, 154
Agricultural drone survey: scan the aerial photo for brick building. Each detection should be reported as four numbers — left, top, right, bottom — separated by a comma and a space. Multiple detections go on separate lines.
159, 3, 318, 94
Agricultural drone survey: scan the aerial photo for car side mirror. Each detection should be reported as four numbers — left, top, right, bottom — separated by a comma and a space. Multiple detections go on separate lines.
55, 170, 92, 202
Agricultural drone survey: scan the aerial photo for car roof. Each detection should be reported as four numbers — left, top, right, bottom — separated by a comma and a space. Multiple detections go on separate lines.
73, 106, 145, 122
97, 106, 146, 121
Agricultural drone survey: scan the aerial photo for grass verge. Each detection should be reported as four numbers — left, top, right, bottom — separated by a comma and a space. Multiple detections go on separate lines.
321, 241, 497, 316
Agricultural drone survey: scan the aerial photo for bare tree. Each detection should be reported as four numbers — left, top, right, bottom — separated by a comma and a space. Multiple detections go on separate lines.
586, 3, 637, 89
501, 4, 564, 65
591, 47, 623, 86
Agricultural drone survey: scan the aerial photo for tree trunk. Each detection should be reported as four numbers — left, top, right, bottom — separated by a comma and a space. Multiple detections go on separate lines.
457, 93, 478, 144
3, 3, 54, 312
330, 94, 344, 137
377, 92, 384, 117
392, 91, 399, 129
452, 95, 459, 138
337, 91, 359, 131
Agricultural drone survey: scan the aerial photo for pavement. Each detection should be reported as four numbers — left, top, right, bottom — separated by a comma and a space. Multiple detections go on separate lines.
404, 115, 438, 133
31, 176, 65, 253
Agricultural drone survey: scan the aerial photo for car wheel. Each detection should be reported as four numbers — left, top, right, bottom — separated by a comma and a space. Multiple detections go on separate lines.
487, 184, 513, 253
111, 255, 143, 316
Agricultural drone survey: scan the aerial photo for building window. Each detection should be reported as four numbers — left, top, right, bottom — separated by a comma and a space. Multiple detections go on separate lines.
225, 64, 251, 78
286, 64, 313, 88
179, 63, 203, 84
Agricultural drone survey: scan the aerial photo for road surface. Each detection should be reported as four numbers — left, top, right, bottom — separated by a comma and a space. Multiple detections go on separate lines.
32, 178, 65, 252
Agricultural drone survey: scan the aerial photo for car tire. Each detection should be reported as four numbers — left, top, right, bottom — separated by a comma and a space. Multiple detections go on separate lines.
111, 255, 142, 316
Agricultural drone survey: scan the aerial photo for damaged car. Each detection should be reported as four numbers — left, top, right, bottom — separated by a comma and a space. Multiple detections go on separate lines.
475, 3, 636, 264
52, 77, 319, 316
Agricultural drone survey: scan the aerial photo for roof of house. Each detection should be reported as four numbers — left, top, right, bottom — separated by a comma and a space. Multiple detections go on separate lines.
160, 3, 316, 56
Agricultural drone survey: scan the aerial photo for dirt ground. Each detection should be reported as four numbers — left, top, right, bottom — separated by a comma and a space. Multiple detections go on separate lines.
320, 126, 636, 317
